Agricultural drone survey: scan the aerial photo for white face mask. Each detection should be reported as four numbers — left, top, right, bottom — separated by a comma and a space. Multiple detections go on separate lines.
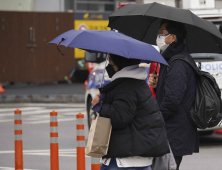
156, 34, 171, 51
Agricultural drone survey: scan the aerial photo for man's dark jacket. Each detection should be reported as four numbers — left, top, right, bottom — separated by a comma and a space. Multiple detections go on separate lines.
156, 42, 199, 157
100, 77, 170, 158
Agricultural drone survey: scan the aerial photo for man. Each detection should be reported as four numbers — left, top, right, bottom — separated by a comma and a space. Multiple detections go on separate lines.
149, 20, 199, 170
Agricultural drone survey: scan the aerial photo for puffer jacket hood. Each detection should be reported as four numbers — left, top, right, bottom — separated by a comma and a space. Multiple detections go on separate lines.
111, 65, 147, 81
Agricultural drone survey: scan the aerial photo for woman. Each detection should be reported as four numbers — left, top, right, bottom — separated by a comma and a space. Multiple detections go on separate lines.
92, 54, 170, 170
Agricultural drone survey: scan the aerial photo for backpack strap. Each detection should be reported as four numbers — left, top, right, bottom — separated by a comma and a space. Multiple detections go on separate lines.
167, 55, 199, 123
167, 54, 201, 75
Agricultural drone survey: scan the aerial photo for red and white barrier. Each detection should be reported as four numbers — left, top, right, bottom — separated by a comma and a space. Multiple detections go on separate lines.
13, 109, 103, 170
14, 109, 23, 170
91, 158, 101, 170
76, 113, 85, 170
50, 111, 59, 170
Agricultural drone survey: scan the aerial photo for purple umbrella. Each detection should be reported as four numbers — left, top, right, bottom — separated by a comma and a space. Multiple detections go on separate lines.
48, 30, 168, 66
49, 30, 168, 113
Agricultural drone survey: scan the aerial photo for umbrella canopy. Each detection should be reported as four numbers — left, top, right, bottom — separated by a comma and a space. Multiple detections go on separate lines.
48, 30, 168, 66
108, 2, 222, 54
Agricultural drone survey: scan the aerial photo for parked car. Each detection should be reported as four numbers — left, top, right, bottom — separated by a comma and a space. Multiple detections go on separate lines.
84, 52, 109, 128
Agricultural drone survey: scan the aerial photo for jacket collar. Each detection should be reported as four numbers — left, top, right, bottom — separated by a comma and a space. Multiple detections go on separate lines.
99, 78, 125, 94
111, 65, 147, 82
161, 42, 185, 61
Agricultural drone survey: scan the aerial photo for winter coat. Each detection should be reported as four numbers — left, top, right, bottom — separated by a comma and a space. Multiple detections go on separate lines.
100, 65, 170, 158
156, 42, 199, 156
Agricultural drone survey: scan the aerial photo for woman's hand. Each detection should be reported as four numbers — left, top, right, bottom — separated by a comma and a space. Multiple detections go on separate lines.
91, 94, 100, 106
148, 74, 159, 88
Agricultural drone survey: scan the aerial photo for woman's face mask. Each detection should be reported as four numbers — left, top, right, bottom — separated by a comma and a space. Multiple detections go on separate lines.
106, 64, 116, 78
156, 34, 171, 50
105, 55, 118, 78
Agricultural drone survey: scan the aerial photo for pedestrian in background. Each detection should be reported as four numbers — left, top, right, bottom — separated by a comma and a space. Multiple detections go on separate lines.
92, 54, 169, 170
149, 20, 199, 170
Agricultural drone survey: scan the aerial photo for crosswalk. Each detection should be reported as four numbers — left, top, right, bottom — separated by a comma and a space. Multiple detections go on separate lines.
0, 104, 87, 124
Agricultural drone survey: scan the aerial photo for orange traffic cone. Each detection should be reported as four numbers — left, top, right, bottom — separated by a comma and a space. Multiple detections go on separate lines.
0, 82, 5, 93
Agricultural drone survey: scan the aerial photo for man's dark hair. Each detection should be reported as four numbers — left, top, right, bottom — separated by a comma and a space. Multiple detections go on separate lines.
110, 54, 141, 70
161, 19, 187, 43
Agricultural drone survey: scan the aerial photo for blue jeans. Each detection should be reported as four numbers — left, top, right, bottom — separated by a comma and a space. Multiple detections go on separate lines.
100, 158, 153, 170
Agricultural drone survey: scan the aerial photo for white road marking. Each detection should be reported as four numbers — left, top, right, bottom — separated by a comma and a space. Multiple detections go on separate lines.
0, 119, 14, 123
0, 103, 85, 108
28, 118, 77, 124
0, 106, 86, 124
0, 149, 89, 157
0, 108, 85, 117
0, 167, 36, 170
63, 111, 87, 116
0, 107, 45, 112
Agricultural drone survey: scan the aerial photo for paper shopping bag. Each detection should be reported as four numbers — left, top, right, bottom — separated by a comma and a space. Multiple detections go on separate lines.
86, 117, 112, 158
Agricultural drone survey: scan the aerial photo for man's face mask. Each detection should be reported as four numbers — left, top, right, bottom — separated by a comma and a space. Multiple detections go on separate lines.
106, 64, 116, 78
156, 28, 172, 50
156, 34, 171, 50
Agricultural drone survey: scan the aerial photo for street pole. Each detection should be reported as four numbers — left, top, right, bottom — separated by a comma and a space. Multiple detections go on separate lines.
114, 0, 117, 10
74, 0, 77, 12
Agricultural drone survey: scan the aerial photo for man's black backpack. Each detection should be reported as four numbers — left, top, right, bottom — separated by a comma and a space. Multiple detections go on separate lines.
168, 55, 222, 129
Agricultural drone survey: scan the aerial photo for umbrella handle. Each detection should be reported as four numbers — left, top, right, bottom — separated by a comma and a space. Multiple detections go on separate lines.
56, 38, 65, 56
100, 54, 109, 88
57, 46, 64, 56
153, 63, 159, 79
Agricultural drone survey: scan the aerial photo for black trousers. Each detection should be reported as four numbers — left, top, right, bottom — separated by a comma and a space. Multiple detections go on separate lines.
174, 156, 183, 170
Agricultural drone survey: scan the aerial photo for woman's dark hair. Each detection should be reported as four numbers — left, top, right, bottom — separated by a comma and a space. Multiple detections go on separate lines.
109, 54, 141, 70
161, 19, 187, 43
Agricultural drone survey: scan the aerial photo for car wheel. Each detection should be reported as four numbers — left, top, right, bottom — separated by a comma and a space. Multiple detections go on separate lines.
87, 96, 98, 129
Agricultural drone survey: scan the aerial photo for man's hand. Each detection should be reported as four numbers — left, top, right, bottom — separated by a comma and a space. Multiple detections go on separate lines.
91, 94, 100, 106
148, 74, 159, 88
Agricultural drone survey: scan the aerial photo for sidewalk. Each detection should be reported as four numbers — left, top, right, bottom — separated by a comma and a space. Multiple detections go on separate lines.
0, 83, 85, 103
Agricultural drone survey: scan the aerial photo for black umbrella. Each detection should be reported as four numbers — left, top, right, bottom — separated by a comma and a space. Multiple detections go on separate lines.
108, 2, 222, 54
